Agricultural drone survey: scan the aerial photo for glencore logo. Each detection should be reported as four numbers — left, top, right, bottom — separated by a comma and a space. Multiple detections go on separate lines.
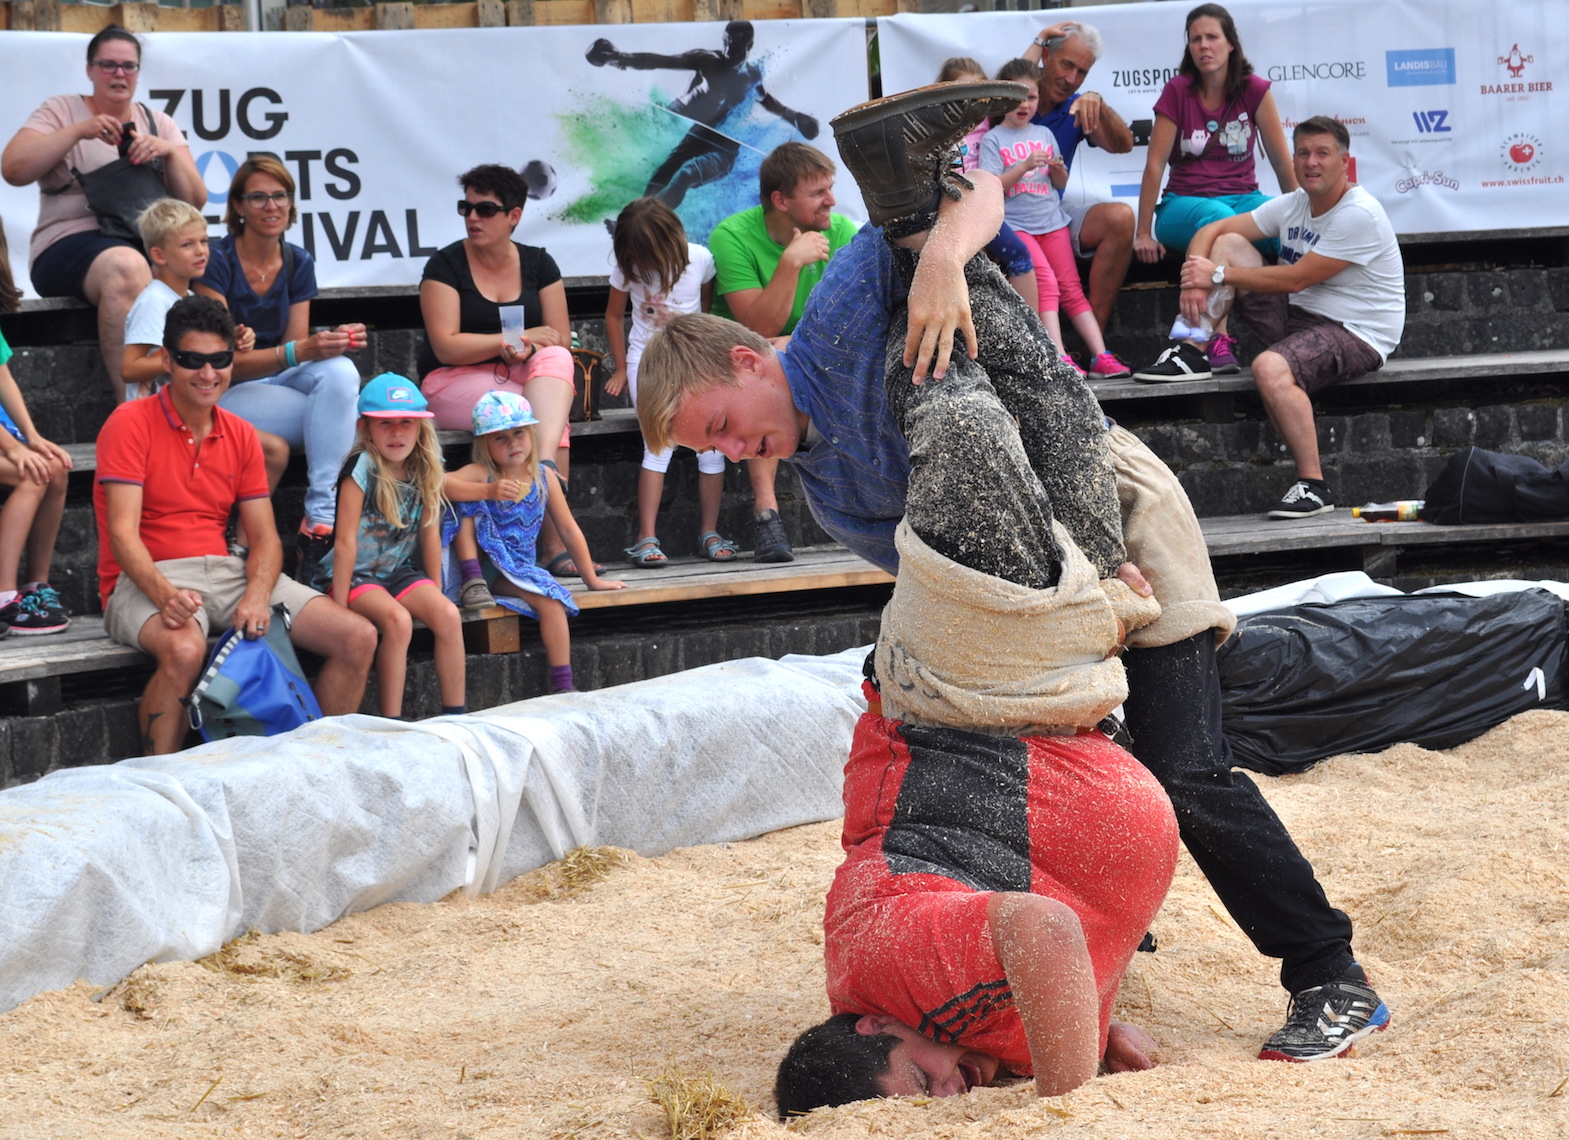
1266, 60, 1367, 82
1499, 44, 1533, 78
1395, 170, 1459, 193
1502, 132, 1542, 172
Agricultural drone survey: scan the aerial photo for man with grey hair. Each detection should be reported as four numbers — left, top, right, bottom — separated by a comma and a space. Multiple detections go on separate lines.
1021, 20, 1136, 332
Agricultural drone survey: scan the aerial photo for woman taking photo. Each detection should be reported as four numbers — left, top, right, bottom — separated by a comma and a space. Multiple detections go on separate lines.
417, 164, 584, 575
2, 25, 205, 402
194, 155, 362, 582
1132, 3, 1295, 379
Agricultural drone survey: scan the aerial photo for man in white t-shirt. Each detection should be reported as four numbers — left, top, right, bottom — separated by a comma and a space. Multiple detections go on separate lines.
1172, 115, 1405, 519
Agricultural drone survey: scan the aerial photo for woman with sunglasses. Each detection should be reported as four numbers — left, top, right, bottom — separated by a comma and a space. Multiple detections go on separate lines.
417, 163, 581, 573
2, 24, 205, 402
194, 155, 362, 583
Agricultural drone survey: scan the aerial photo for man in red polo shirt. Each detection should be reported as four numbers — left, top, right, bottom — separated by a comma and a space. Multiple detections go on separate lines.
94, 295, 376, 754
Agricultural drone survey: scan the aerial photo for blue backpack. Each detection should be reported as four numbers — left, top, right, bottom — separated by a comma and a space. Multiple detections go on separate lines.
186, 603, 323, 742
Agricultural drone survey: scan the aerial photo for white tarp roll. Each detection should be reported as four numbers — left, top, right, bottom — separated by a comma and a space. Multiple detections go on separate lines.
0, 648, 866, 1013
877, 0, 1564, 238
1, 20, 870, 292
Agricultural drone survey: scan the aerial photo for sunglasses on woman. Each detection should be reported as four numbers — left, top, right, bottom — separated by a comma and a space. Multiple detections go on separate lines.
169, 348, 235, 371
456, 200, 511, 218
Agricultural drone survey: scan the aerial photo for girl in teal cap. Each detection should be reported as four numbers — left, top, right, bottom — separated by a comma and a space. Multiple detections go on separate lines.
320, 372, 466, 718
444, 390, 624, 694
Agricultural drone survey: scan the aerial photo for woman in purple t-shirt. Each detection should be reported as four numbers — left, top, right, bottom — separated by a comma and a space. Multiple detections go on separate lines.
1133, 4, 1295, 371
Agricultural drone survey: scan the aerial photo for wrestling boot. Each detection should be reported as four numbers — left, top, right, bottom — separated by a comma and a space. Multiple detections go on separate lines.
831, 80, 1030, 229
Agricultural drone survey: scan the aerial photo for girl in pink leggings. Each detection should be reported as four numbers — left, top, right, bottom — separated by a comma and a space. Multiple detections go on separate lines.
978, 60, 1129, 380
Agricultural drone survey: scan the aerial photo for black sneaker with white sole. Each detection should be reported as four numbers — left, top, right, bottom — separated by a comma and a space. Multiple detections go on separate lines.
1267, 479, 1334, 519
1132, 341, 1212, 383
1258, 968, 1390, 1062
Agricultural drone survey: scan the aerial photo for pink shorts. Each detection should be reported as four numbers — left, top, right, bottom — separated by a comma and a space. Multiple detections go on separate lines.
421, 344, 575, 448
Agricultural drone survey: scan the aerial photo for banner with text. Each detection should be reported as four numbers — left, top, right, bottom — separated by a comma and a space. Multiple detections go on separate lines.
2, 20, 869, 294
878, 0, 1562, 238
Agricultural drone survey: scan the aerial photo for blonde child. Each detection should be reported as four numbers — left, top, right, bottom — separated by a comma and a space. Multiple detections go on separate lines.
444, 391, 625, 694
122, 199, 288, 490
0, 219, 73, 634
978, 59, 1130, 380
319, 372, 464, 719
603, 197, 735, 566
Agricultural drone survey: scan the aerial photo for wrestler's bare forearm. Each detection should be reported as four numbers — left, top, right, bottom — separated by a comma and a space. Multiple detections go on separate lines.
900, 170, 1005, 381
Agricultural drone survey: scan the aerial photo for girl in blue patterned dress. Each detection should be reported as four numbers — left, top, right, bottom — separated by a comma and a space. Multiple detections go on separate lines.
444, 391, 625, 693
319, 373, 465, 719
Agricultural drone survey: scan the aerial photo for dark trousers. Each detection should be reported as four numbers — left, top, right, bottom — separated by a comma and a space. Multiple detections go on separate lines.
1123, 633, 1356, 994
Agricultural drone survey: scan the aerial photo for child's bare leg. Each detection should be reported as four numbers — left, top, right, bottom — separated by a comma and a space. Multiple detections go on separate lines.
637, 467, 665, 541
1069, 309, 1108, 358
697, 469, 724, 535
532, 596, 572, 667
23, 463, 68, 585
1040, 311, 1068, 356
350, 588, 412, 718
401, 582, 466, 710
1008, 267, 1039, 311
0, 470, 47, 593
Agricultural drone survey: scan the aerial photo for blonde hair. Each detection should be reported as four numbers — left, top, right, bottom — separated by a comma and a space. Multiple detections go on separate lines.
612, 197, 690, 296
353, 417, 446, 529
635, 313, 771, 453
471, 421, 542, 493
137, 197, 206, 251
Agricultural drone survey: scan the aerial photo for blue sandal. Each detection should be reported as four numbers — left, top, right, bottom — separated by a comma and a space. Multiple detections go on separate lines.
625, 537, 668, 568
698, 531, 739, 562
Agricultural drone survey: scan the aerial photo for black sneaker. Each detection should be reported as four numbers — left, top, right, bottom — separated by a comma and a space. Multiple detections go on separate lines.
1, 587, 69, 635
1267, 479, 1334, 520
295, 523, 334, 585
753, 509, 795, 563
831, 80, 1031, 228
1132, 341, 1212, 383
1258, 969, 1390, 1062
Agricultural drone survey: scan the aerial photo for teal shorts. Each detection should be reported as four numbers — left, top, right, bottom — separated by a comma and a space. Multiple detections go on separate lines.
1154, 191, 1280, 257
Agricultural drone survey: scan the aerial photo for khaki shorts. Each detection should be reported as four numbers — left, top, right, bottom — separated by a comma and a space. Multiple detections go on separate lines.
103, 555, 326, 649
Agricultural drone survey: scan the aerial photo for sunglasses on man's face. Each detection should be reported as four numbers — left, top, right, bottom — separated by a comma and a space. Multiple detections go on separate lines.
457, 200, 510, 218
169, 348, 235, 371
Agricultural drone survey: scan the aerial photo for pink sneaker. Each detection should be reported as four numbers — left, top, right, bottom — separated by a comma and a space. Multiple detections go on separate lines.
1206, 333, 1241, 375
1089, 351, 1132, 379
1059, 355, 1086, 377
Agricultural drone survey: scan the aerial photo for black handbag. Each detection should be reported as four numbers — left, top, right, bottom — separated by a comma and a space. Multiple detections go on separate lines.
60, 103, 168, 248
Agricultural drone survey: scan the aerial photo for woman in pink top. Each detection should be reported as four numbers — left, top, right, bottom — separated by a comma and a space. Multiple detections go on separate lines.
2, 26, 205, 402
1133, 4, 1294, 373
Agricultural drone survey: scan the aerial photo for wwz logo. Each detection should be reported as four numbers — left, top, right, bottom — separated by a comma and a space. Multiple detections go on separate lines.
1412, 110, 1450, 134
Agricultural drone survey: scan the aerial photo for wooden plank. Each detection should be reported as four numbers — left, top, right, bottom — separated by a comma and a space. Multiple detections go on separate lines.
416, 3, 485, 29
594, 0, 634, 23
505, 0, 535, 25
532, 0, 595, 25
284, 6, 314, 32
567, 546, 892, 609
692, 0, 742, 20
477, 0, 507, 27
377, 3, 416, 31
1198, 513, 1376, 557
630, 0, 689, 23
116, 2, 161, 33
738, 0, 804, 18
1090, 347, 1569, 406
461, 609, 521, 653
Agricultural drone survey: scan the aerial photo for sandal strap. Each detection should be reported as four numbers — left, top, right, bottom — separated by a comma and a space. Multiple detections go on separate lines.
698, 531, 739, 555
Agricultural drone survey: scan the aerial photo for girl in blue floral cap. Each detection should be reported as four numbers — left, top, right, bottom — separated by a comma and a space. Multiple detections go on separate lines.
319, 372, 465, 718
444, 390, 625, 693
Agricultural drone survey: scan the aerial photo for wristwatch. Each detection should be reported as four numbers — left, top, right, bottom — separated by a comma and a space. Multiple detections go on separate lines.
1032, 35, 1049, 48
1211, 264, 1227, 286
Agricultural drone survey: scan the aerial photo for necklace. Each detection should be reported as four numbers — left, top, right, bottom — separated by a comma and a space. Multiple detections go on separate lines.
238, 246, 279, 287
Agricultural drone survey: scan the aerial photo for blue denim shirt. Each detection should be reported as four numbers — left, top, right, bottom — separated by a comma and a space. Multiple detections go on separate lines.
780, 225, 911, 574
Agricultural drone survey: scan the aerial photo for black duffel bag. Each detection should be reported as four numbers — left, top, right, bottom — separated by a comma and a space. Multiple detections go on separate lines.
1219, 589, 1568, 774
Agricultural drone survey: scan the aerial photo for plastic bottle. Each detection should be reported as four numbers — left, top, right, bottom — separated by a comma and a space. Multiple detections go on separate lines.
1169, 286, 1235, 341
1351, 500, 1425, 522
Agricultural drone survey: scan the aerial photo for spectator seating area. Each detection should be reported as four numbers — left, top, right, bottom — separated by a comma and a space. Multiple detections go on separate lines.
4, 240, 1569, 779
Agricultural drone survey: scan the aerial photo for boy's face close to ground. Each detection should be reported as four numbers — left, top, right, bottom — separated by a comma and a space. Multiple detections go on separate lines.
666, 346, 807, 464
152, 223, 210, 281
859, 1016, 1002, 1098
